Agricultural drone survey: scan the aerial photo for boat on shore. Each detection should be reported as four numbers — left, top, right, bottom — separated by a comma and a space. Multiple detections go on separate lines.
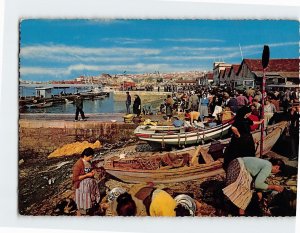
134, 119, 234, 147
103, 121, 288, 184
104, 145, 225, 183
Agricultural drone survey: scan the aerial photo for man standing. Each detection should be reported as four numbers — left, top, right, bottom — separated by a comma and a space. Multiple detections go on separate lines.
188, 91, 199, 111
75, 94, 86, 121
125, 91, 131, 114
236, 91, 249, 110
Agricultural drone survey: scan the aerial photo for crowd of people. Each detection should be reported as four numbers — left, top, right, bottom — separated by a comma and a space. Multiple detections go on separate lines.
70, 85, 298, 217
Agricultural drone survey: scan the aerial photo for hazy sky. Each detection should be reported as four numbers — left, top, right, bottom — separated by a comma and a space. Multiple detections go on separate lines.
19, 19, 299, 81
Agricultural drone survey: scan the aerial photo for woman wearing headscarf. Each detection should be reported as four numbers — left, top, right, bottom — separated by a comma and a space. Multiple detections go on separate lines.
174, 194, 202, 216
223, 106, 263, 169
264, 100, 276, 127
133, 94, 141, 116
165, 94, 174, 122
72, 147, 100, 215
223, 157, 285, 216
198, 93, 209, 121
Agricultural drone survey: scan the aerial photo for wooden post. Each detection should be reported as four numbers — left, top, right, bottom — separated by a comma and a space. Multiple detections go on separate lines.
260, 67, 266, 156
260, 45, 270, 157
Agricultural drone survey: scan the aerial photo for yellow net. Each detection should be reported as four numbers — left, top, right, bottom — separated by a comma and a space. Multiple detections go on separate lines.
48, 140, 102, 158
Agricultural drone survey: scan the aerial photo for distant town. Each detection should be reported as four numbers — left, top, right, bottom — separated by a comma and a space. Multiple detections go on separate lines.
20, 58, 299, 92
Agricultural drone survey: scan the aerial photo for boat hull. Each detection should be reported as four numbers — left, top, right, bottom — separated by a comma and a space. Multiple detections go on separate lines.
106, 161, 225, 184
135, 122, 232, 146
104, 121, 287, 184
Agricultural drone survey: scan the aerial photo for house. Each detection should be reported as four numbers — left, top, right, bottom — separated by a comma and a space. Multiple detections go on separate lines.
228, 64, 240, 88
213, 62, 232, 85
236, 58, 299, 88
205, 72, 214, 84
35, 87, 52, 99
222, 67, 231, 85
218, 70, 225, 86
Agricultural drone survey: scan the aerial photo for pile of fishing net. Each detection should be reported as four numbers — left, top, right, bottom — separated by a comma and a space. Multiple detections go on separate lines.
48, 140, 102, 158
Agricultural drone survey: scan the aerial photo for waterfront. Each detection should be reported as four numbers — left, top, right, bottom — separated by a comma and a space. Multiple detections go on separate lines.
21, 95, 117, 114
19, 87, 167, 114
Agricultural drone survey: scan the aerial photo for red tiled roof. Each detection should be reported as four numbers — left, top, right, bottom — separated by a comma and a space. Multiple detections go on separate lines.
242, 59, 299, 73
232, 64, 240, 74
205, 73, 214, 80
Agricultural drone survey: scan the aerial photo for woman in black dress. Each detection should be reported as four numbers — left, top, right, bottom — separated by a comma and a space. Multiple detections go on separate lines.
223, 106, 263, 169
165, 95, 174, 122
133, 95, 141, 116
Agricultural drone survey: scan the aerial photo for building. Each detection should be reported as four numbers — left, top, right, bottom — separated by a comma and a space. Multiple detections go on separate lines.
35, 87, 52, 98
213, 62, 232, 85
222, 67, 231, 85
228, 64, 240, 88
175, 79, 197, 86
236, 58, 299, 88
205, 72, 214, 84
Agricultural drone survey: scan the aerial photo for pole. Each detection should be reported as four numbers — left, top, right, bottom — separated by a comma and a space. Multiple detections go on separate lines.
260, 45, 270, 157
260, 67, 266, 157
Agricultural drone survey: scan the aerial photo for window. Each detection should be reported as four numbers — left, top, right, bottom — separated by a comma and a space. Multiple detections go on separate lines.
243, 80, 254, 87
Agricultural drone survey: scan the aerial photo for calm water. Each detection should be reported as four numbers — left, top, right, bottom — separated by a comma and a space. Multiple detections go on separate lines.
20, 87, 127, 113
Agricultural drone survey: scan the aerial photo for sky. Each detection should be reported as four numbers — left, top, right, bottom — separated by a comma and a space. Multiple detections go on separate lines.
19, 19, 299, 81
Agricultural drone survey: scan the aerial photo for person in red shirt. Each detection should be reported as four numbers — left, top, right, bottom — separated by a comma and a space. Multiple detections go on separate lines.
248, 104, 260, 131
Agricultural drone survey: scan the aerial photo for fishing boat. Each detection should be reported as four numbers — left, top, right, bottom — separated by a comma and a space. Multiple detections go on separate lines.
134, 119, 234, 147
35, 102, 53, 108
64, 98, 74, 104
104, 146, 225, 183
103, 121, 287, 184
251, 121, 288, 155
79, 86, 107, 98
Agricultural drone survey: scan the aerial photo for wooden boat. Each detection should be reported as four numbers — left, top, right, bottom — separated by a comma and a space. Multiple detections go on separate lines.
103, 121, 288, 184
35, 102, 53, 108
64, 98, 74, 104
134, 119, 234, 147
104, 146, 225, 183
251, 121, 288, 155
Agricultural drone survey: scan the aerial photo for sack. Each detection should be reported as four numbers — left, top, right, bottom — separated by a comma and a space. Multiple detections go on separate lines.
173, 120, 184, 127
208, 141, 225, 160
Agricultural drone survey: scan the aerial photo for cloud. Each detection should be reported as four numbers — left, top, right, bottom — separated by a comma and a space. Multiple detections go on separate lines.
20, 41, 298, 79
20, 45, 161, 58
101, 38, 153, 44
162, 38, 224, 43
20, 63, 193, 76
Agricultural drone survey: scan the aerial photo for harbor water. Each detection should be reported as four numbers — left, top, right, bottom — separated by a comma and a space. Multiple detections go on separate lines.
19, 87, 165, 114
20, 87, 127, 113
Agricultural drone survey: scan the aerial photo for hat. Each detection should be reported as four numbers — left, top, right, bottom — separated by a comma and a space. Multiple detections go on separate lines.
174, 194, 196, 216
107, 187, 126, 203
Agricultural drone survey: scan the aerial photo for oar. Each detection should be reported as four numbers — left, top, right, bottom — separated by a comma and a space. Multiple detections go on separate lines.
260, 45, 270, 157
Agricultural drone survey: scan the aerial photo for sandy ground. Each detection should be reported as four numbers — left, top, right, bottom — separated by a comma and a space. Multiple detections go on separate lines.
18, 139, 298, 216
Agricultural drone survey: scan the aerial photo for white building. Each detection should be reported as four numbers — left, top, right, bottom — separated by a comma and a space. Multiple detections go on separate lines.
213, 62, 232, 85
35, 87, 52, 98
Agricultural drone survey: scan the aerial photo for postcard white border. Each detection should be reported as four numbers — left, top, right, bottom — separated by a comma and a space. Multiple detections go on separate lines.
0, 0, 299, 233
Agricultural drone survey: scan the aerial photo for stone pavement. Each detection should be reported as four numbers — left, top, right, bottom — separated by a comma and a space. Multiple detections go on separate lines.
19, 113, 125, 122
